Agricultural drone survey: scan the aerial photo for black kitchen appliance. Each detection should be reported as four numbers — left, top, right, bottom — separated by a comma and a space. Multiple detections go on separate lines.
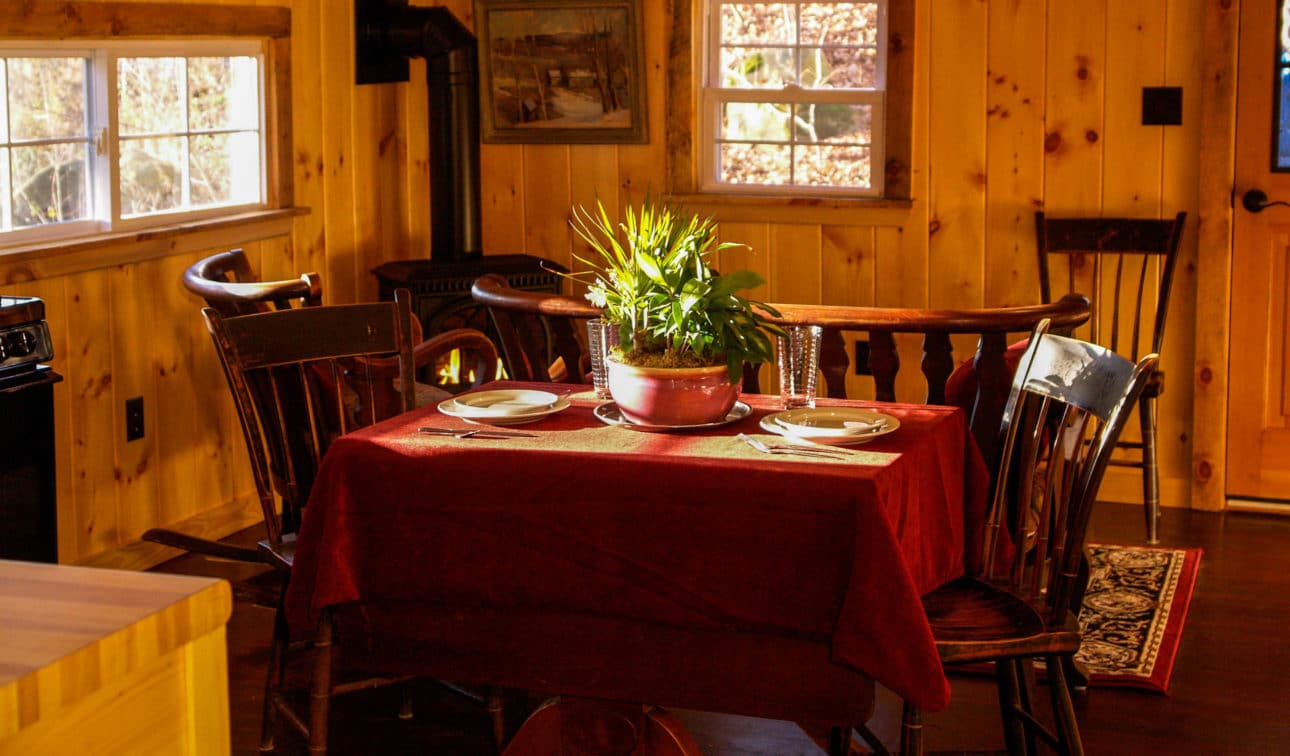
0, 295, 61, 563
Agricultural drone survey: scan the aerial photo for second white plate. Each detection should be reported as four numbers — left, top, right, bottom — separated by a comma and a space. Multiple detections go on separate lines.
773, 407, 895, 438
760, 410, 899, 445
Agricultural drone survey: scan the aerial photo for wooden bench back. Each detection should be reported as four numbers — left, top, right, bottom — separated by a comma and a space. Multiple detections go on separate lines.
757, 295, 1091, 467
469, 274, 1091, 472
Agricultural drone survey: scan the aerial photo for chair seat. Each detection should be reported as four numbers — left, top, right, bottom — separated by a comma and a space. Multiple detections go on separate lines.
923, 577, 1081, 665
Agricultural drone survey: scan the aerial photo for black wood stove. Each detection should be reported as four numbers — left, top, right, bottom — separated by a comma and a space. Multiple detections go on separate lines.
358, 1, 566, 383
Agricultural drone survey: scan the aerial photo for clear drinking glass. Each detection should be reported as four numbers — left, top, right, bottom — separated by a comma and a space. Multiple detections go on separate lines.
777, 325, 823, 409
586, 318, 620, 400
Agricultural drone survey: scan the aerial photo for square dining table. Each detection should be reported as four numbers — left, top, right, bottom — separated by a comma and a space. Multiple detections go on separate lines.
284, 382, 991, 732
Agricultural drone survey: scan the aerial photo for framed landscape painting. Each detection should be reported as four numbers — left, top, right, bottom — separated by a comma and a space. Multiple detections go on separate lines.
475, 0, 648, 144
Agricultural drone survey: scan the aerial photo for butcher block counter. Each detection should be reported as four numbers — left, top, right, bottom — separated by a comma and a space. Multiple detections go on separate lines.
0, 560, 232, 755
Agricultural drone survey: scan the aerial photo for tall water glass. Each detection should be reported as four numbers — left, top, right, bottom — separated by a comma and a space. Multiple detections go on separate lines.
586, 318, 619, 400
777, 325, 822, 409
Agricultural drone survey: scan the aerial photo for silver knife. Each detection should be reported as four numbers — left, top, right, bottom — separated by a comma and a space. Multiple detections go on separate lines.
418, 426, 538, 439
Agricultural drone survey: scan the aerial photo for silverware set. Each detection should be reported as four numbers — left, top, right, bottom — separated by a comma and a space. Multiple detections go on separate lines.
418, 427, 537, 440
736, 433, 852, 459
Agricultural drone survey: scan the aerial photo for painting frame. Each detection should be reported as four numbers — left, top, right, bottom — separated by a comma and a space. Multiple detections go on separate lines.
475, 0, 648, 144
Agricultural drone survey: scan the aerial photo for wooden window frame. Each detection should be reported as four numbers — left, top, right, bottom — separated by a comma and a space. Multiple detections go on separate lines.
667, 0, 914, 206
0, 2, 293, 266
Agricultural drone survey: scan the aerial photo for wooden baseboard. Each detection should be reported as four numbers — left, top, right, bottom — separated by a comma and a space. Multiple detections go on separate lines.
1226, 498, 1290, 515
74, 495, 262, 572
1096, 467, 1189, 509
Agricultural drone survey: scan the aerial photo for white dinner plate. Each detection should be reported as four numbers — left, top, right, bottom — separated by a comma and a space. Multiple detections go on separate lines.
438, 390, 570, 425
772, 407, 895, 438
595, 401, 752, 432
760, 410, 899, 446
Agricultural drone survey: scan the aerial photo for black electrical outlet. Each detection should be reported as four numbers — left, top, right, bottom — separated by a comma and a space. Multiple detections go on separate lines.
1142, 86, 1183, 126
854, 339, 872, 376
125, 397, 144, 442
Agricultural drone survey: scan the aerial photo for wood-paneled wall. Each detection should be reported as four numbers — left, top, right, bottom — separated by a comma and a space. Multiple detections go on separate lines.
0, 0, 1205, 564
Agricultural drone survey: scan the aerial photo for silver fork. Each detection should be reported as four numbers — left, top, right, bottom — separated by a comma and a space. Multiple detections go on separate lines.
736, 433, 850, 459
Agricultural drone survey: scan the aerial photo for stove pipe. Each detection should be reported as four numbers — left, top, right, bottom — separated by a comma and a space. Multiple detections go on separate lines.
357, 2, 481, 261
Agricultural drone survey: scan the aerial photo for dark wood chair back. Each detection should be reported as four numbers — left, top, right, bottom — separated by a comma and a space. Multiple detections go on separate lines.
1035, 212, 1185, 361
982, 321, 1158, 624
471, 273, 598, 383
182, 247, 322, 316
184, 248, 499, 416
1035, 212, 1183, 543
203, 291, 417, 551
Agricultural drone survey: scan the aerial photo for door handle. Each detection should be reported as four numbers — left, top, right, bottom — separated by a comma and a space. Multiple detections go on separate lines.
1242, 188, 1290, 213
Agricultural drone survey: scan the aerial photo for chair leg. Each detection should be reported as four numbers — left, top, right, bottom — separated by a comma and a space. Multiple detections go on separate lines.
827, 725, 851, 756
259, 596, 290, 752
308, 609, 334, 755
1046, 654, 1084, 756
1015, 659, 1039, 755
900, 701, 923, 756
487, 686, 507, 754
995, 659, 1028, 755
1140, 395, 1160, 544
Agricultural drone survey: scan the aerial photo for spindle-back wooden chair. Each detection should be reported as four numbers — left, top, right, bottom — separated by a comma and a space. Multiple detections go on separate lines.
202, 293, 418, 753
1035, 212, 1185, 542
853, 321, 1157, 756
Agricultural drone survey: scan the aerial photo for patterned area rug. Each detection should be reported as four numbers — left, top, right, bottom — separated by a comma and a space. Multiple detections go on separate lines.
1074, 543, 1202, 693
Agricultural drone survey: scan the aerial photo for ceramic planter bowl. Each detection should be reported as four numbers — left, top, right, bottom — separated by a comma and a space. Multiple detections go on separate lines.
606, 356, 739, 426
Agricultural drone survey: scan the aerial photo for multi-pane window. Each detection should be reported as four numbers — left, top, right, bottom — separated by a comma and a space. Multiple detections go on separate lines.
0, 41, 264, 242
701, 1, 886, 196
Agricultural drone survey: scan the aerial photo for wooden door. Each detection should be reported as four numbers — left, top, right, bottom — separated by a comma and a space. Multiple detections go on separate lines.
1228, 0, 1290, 501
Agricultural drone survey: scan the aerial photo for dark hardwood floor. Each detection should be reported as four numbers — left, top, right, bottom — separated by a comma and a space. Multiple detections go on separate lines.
153, 501, 1290, 755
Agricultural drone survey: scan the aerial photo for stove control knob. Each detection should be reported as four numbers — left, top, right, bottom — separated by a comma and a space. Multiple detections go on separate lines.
2, 330, 34, 359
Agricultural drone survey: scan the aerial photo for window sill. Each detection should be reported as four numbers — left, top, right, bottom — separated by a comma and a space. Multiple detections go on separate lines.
0, 207, 308, 284
669, 193, 915, 227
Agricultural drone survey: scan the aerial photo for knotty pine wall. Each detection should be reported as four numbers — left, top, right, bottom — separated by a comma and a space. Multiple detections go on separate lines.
0, 0, 1203, 566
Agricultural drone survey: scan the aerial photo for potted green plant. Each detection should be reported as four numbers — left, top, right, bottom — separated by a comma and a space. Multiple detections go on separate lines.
570, 197, 783, 425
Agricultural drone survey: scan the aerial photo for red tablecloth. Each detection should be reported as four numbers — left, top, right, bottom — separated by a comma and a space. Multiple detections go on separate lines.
285, 383, 990, 713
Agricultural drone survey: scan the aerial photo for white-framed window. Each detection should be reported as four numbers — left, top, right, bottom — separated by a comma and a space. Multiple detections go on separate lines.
700, 0, 887, 197
0, 40, 265, 244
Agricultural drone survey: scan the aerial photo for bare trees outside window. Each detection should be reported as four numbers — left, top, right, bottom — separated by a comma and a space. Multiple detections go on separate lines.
702, 1, 886, 195
118, 55, 261, 216
1, 57, 92, 230
0, 42, 264, 241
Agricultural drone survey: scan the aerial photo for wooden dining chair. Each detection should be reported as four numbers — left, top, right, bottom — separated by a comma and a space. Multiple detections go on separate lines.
851, 320, 1157, 756
197, 292, 421, 753
1035, 212, 1185, 543
145, 250, 498, 567
183, 248, 499, 410
471, 272, 600, 383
